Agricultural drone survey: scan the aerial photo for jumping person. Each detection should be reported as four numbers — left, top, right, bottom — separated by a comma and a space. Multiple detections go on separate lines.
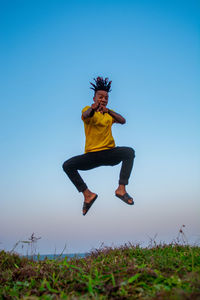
62, 77, 135, 216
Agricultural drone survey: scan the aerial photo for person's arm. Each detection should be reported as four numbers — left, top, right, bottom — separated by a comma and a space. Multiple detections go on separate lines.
99, 105, 126, 124
82, 107, 94, 119
108, 109, 126, 124
82, 102, 100, 120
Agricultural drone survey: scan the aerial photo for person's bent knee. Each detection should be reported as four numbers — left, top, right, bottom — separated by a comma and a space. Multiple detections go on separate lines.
62, 159, 72, 173
126, 147, 135, 159
62, 161, 67, 172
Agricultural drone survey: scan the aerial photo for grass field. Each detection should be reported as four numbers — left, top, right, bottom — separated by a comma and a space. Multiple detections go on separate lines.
0, 241, 200, 299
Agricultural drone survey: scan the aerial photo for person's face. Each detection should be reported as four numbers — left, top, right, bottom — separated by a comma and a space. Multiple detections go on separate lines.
93, 90, 108, 106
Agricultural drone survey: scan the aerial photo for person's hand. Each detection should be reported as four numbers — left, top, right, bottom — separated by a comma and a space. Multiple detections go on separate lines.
98, 105, 109, 114
91, 101, 100, 111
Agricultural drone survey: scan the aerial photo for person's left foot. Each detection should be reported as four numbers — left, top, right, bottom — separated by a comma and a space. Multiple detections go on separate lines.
115, 192, 134, 205
115, 188, 133, 205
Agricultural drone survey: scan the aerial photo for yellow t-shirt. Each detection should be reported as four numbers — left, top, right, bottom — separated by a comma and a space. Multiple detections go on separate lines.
81, 106, 116, 153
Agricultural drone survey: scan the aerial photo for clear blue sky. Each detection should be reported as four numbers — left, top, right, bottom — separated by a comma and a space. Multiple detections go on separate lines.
0, 0, 199, 254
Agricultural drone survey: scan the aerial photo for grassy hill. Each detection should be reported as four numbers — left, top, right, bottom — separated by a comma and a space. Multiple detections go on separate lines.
0, 243, 200, 299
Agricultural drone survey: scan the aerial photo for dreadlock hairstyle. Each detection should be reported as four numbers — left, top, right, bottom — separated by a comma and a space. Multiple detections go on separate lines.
90, 76, 112, 94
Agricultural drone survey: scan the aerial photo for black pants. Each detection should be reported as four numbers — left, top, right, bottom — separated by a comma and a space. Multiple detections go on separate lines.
62, 146, 135, 192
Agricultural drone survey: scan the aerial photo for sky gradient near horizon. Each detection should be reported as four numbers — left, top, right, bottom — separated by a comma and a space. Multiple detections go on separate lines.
0, 0, 200, 254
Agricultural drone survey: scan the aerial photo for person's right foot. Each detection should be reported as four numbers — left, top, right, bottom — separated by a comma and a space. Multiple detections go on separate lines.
83, 189, 97, 203
82, 190, 98, 215
82, 195, 98, 215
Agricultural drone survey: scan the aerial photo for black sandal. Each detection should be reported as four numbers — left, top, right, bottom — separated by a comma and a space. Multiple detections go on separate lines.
82, 194, 98, 216
115, 193, 134, 205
